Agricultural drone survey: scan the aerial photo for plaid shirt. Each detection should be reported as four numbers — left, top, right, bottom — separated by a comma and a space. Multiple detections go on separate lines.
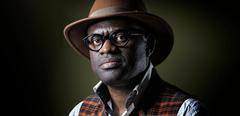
69, 64, 207, 116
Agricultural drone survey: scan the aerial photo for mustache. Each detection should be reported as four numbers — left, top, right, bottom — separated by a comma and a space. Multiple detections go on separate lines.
98, 53, 122, 59
98, 54, 123, 66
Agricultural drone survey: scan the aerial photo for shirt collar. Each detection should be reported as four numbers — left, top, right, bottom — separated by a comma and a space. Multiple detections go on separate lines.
93, 62, 154, 115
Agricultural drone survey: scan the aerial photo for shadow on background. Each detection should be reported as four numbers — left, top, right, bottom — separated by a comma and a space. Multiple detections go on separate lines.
3, 0, 239, 116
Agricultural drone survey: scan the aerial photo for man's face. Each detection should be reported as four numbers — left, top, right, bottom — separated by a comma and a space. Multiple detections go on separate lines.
87, 19, 149, 86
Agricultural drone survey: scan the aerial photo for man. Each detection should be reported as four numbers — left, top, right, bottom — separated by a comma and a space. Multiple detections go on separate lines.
64, 0, 207, 115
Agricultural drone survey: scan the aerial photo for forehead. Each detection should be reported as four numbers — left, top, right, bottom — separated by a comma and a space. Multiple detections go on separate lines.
87, 18, 145, 34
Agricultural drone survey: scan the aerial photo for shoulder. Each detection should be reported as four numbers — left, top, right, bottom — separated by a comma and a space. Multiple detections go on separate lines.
177, 98, 209, 116
142, 77, 191, 114
158, 81, 208, 115
145, 75, 190, 106
157, 79, 190, 102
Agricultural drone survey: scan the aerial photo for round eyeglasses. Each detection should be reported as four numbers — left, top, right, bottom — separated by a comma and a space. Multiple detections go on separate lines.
82, 29, 145, 52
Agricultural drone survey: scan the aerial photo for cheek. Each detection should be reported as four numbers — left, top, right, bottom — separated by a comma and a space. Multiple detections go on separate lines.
133, 43, 148, 72
89, 52, 98, 72
128, 41, 147, 62
121, 42, 147, 72
121, 41, 148, 78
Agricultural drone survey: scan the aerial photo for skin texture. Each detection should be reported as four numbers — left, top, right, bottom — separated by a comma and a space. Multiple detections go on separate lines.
87, 18, 151, 115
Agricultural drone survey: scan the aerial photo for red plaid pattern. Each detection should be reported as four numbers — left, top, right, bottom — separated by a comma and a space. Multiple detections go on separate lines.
78, 70, 189, 116
145, 89, 188, 116
79, 85, 188, 116
79, 95, 105, 116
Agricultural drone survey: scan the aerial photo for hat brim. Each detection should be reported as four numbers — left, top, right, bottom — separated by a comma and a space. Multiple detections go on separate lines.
64, 11, 173, 66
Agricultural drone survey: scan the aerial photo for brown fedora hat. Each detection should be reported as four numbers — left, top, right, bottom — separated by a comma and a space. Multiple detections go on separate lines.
63, 0, 174, 66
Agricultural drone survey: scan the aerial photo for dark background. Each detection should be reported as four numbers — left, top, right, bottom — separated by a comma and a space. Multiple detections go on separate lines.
3, 0, 239, 116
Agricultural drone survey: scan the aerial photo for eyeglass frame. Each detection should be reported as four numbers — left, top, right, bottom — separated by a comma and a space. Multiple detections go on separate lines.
82, 29, 147, 52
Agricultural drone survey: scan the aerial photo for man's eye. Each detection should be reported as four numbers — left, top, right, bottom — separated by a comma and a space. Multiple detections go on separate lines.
115, 33, 127, 42
93, 39, 102, 45
88, 35, 102, 46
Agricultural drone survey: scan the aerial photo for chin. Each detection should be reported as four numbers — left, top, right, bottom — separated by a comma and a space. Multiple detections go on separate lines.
102, 78, 132, 87
97, 69, 125, 85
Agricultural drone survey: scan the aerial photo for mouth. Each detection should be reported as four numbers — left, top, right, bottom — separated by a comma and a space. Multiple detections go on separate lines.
100, 58, 122, 70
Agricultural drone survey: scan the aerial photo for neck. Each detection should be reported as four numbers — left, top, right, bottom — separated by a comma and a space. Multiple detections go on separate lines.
106, 70, 146, 115
107, 85, 130, 115
106, 63, 152, 115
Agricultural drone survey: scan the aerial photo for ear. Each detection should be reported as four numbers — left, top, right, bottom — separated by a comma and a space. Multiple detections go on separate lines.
145, 34, 156, 57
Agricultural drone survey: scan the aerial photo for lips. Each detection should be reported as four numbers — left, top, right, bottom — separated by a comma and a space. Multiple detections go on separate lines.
100, 58, 122, 69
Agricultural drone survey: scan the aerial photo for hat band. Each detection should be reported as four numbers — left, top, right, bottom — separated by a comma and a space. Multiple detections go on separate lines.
89, 6, 143, 17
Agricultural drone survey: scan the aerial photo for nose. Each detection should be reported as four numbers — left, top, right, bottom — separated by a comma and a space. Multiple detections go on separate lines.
99, 39, 116, 54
